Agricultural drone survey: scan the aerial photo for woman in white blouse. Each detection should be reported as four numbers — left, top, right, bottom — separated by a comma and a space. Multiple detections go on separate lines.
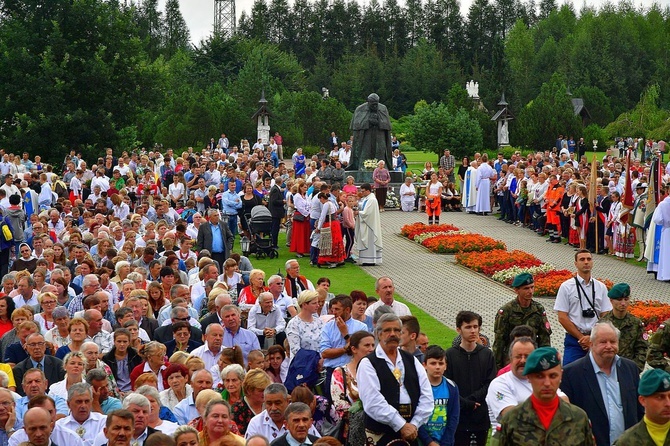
48, 351, 87, 400
399, 177, 416, 212
285, 290, 324, 363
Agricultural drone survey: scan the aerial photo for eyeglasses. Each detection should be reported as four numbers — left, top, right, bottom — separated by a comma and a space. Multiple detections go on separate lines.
41, 301, 56, 305
175, 317, 189, 322
26, 342, 46, 348
0, 402, 13, 407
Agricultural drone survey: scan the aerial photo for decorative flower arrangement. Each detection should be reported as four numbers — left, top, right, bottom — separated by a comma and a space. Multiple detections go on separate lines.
492, 264, 556, 285
422, 234, 506, 254
414, 230, 469, 244
456, 249, 543, 276
401, 222, 460, 240
385, 189, 400, 208
532, 270, 575, 296
399, 221, 612, 298
363, 159, 379, 170
629, 300, 670, 332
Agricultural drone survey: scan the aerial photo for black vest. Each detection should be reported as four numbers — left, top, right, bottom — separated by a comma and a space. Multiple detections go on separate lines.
364, 349, 420, 435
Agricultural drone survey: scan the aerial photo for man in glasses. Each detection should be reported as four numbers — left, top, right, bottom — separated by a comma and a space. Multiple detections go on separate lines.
153, 305, 202, 344
13, 334, 65, 397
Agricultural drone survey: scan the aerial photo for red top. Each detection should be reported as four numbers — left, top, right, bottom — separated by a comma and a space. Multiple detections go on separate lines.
530, 394, 560, 430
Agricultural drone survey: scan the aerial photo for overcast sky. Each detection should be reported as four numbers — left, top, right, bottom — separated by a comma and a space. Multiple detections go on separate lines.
158, 0, 669, 45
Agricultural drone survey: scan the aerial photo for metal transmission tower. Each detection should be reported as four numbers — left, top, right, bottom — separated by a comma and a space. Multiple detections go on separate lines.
214, 0, 236, 38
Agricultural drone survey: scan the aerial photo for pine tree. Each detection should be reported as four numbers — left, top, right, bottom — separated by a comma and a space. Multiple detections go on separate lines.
164, 0, 190, 58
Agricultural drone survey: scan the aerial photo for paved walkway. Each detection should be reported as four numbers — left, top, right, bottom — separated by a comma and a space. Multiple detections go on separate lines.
360, 209, 669, 350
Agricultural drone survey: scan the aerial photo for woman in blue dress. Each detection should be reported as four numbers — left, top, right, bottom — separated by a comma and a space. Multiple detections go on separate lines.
292, 148, 306, 176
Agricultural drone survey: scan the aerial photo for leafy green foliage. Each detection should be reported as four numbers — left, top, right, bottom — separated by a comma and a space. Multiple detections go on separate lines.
408, 102, 483, 158
516, 73, 582, 150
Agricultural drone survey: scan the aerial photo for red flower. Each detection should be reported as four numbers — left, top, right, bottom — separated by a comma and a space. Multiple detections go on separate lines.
421, 234, 506, 254
401, 222, 460, 240
456, 250, 542, 276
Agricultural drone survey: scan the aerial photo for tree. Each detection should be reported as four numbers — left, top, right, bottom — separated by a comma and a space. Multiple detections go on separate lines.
516, 73, 582, 150
408, 101, 483, 158
164, 0, 190, 59
0, 0, 160, 160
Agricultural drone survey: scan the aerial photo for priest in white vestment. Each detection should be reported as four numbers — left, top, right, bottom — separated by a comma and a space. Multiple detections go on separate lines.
475, 155, 495, 214
652, 188, 670, 281
355, 183, 383, 265
463, 160, 478, 213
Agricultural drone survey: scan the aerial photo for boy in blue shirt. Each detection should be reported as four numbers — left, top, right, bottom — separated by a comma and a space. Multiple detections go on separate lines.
419, 345, 460, 446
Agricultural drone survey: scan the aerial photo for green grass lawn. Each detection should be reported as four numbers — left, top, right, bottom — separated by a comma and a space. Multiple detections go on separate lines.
244, 232, 457, 347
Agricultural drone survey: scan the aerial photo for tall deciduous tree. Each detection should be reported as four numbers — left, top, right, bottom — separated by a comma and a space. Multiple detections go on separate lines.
0, 0, 160, 159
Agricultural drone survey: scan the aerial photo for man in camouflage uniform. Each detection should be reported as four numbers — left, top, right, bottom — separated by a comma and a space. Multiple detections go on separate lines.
614, 368, 670, 445
493, 273, 552, 369
600, 283, 648, 371
646, 317, 670, 372
499, 347, 595, 446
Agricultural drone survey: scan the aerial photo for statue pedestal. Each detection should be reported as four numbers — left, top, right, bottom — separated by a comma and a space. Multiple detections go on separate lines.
346, 170, 405, 185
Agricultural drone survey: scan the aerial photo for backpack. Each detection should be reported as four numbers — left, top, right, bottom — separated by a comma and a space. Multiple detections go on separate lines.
0, 218, 13, 243
54, 180, 68, 199
284, 349, 321, 393
181, 208, 196, 224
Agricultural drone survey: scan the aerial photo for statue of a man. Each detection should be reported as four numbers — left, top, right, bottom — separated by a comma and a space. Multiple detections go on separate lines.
348, 93, 392, 170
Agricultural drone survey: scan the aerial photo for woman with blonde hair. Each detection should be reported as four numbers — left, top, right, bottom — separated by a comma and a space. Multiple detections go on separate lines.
188, 389, 223, 432
48, 351, 87, 400
185, 356, 206, 377
237, 269, 266, 312
285, 290, 324, 359
169, 351, 190, 365
231, 369, 272, 435
130, 341, 168, 390
34, 291, 58, 334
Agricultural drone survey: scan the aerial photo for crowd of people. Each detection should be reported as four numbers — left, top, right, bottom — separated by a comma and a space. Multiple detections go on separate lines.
0, 138, 669, 446
404, 144, 670, 280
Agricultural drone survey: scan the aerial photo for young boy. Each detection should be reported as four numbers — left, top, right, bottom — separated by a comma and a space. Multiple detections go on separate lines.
400, 315, 424, 363
419, 345, 460, 446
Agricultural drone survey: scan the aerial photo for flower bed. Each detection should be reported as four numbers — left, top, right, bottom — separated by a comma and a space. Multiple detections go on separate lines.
414, 230, 468, 245
401, 222, 460, 240
400, 221, 612, 298
422, 234, 506, 254
629, 300, 670, 332
492, 264, 556, 285
455, 250, 543, 276
532, 270, 575, 297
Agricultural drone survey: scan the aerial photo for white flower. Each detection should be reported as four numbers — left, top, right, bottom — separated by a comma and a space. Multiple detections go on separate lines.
491, 263, 555, 283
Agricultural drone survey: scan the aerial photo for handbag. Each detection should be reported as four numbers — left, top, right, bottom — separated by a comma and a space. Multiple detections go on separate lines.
293, 212, 305, 222
321, 367, 347, 441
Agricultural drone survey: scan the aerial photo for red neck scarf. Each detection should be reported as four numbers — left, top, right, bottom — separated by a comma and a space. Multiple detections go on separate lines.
530, 394, 560, 430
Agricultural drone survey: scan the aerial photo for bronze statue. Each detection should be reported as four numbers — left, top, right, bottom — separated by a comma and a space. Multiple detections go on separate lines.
349, 93, 392, 170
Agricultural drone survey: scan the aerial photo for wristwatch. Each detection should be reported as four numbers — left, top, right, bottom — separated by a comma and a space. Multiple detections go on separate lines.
343, 334, 350, 340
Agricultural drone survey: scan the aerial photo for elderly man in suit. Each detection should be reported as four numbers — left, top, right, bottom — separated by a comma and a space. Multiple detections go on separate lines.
196, 208, 234, 270
13, 333, 65, 396
561, 320, 643, 446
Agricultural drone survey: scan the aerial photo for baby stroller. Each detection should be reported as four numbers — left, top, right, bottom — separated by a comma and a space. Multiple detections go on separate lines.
247, 205, 279, 259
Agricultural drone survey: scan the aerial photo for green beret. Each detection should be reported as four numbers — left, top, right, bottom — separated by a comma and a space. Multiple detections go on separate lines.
608, 283, 631, 299
523, 347, 560, 376
512, 272, 534, 288
639, 369, 670, 396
